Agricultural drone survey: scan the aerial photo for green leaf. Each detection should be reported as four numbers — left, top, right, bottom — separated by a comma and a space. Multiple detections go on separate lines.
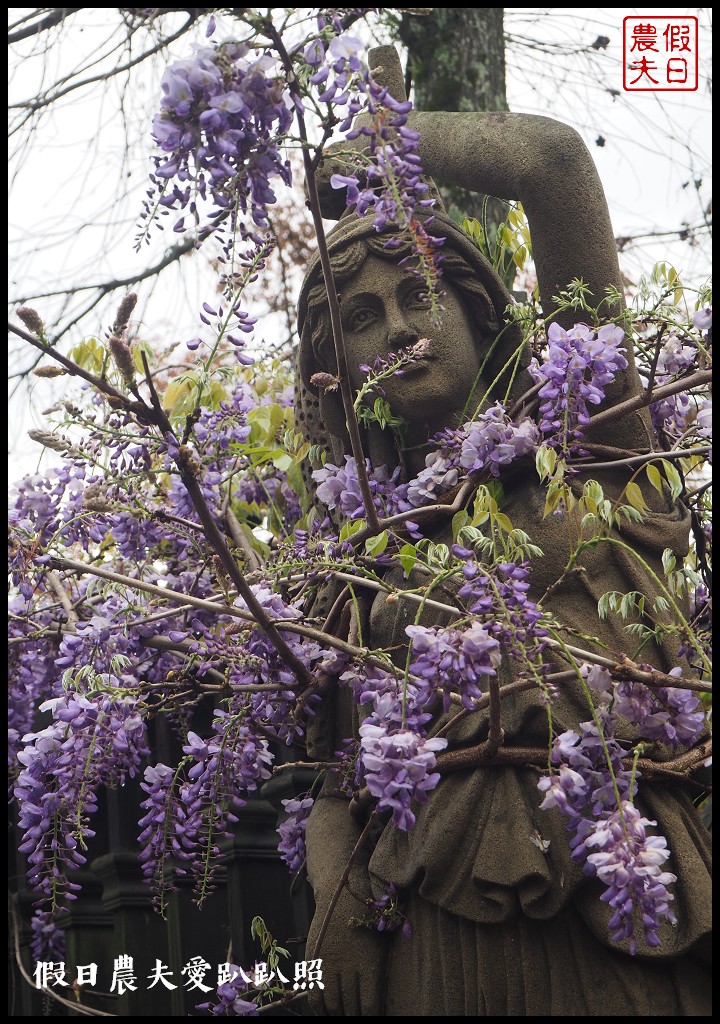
660, 459, 683, 501
544, 484, 564, 517
584, 479, 604, 506
70, 337, 105, 375
163, 374, 197, 418
429, 542, 450, 568
625, 481, 648, 511
398, 542, 417, 578
452, 510, 471, 539
495, 512, 513, 533
293, 441, 311, 464
535, 445, 557, 482
271, 451, 293, 472
645, 463, 664, 495
661, 547, 677, 574
365, 531, 389, 557
339, 519, 366, 543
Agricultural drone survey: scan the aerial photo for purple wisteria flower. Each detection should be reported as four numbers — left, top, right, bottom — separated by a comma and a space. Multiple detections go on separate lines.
584, 802, 677, 954
696, 400, 711, 439
407, 621, 501, 710
359, 712, 446, 831
404, 449, 461, 508
353, 883, 412, 938
15, 692, 150, 908
196, 965, 260, 1016
582, 663, 706, 749
692, 306, 712, 331
30, 909, 66, 963
277, 795, 314, 872
458, 405, 540, 476
8, 596, 58, 771
648, 334, 697, 437
313, 456, 402, 519
401, 405, 539, 510
538, 713, 677, 953
138, 763, 189, 909
147, 41, 292, 242
456, 554, 549, 671
138, 713, 273, 906
313, 36, 443, 299
530, 322, 628, 454
312, 407, 540, 521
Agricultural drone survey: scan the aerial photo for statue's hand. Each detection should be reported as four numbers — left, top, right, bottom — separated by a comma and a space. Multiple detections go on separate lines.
304, 796, 388, 1015
315, 45, 408, 220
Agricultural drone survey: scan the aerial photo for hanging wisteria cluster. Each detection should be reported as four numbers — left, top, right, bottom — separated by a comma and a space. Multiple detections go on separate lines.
8, 7, 711, 1018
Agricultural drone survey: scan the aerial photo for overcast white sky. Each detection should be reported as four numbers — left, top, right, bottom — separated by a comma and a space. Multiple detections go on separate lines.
7, 7, 712, 483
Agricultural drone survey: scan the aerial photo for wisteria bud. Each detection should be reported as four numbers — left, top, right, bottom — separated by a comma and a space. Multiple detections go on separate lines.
83, 483, 115, 512
109, 335, 136, 384
177, 444, 201, 476
112, 292, 138, 334
310, 372, 341, 392
28, 429, 70, 453
33, 365, 67, 379
16, 307, 45, 336
409, 338, 432, 359
212, 554, 231, 587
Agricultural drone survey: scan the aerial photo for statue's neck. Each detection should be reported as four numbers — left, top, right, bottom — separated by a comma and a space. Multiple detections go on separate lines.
363, 408, 466, 482
400, 410, 462, 479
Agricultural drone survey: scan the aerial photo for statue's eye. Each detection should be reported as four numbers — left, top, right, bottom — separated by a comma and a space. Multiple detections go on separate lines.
346, 306, 377, 330
405, 287, 429, 308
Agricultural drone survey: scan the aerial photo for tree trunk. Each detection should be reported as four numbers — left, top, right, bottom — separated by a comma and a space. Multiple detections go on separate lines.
399, 8, 508, 231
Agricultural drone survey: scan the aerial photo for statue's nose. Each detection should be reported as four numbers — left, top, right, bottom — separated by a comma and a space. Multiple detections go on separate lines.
386, 304, 418, 351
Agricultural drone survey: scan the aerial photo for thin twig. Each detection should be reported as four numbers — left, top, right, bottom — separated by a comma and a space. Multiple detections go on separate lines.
272, 761, 339, 774
283, 566, 712, 693
45, 556, 375, 664
267, 22, 381, 532
434, 737, 711, 787
46, 571, 79, 628
311, 812, 377, 959
9, 320, 129, 404
572, 444, 711, 472
643, 323, 667, 400
136, 350, 312, 686
8, 895, 117, 1017
481, 675, 505, 757
348, 477, 477, 547
225, 506, 263, 571
589, 369, 712, 431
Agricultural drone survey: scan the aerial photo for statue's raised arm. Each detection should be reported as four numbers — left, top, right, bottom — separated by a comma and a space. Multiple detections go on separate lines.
316, 44, 652, 454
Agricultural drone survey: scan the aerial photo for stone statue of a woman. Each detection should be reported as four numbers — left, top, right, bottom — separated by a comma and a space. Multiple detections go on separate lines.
293, 46, 711, 1016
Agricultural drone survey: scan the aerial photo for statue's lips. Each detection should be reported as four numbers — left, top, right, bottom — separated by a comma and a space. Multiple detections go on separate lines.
400, 354, 438, 375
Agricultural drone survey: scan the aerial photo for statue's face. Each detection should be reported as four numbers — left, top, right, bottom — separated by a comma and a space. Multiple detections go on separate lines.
339, 255, 484, 424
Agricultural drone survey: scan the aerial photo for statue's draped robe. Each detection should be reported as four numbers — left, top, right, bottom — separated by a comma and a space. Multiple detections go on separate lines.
305, 472, 711, 1016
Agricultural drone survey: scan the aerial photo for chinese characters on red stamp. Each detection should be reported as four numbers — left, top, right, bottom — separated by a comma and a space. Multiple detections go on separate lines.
623, 17, 698, 91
